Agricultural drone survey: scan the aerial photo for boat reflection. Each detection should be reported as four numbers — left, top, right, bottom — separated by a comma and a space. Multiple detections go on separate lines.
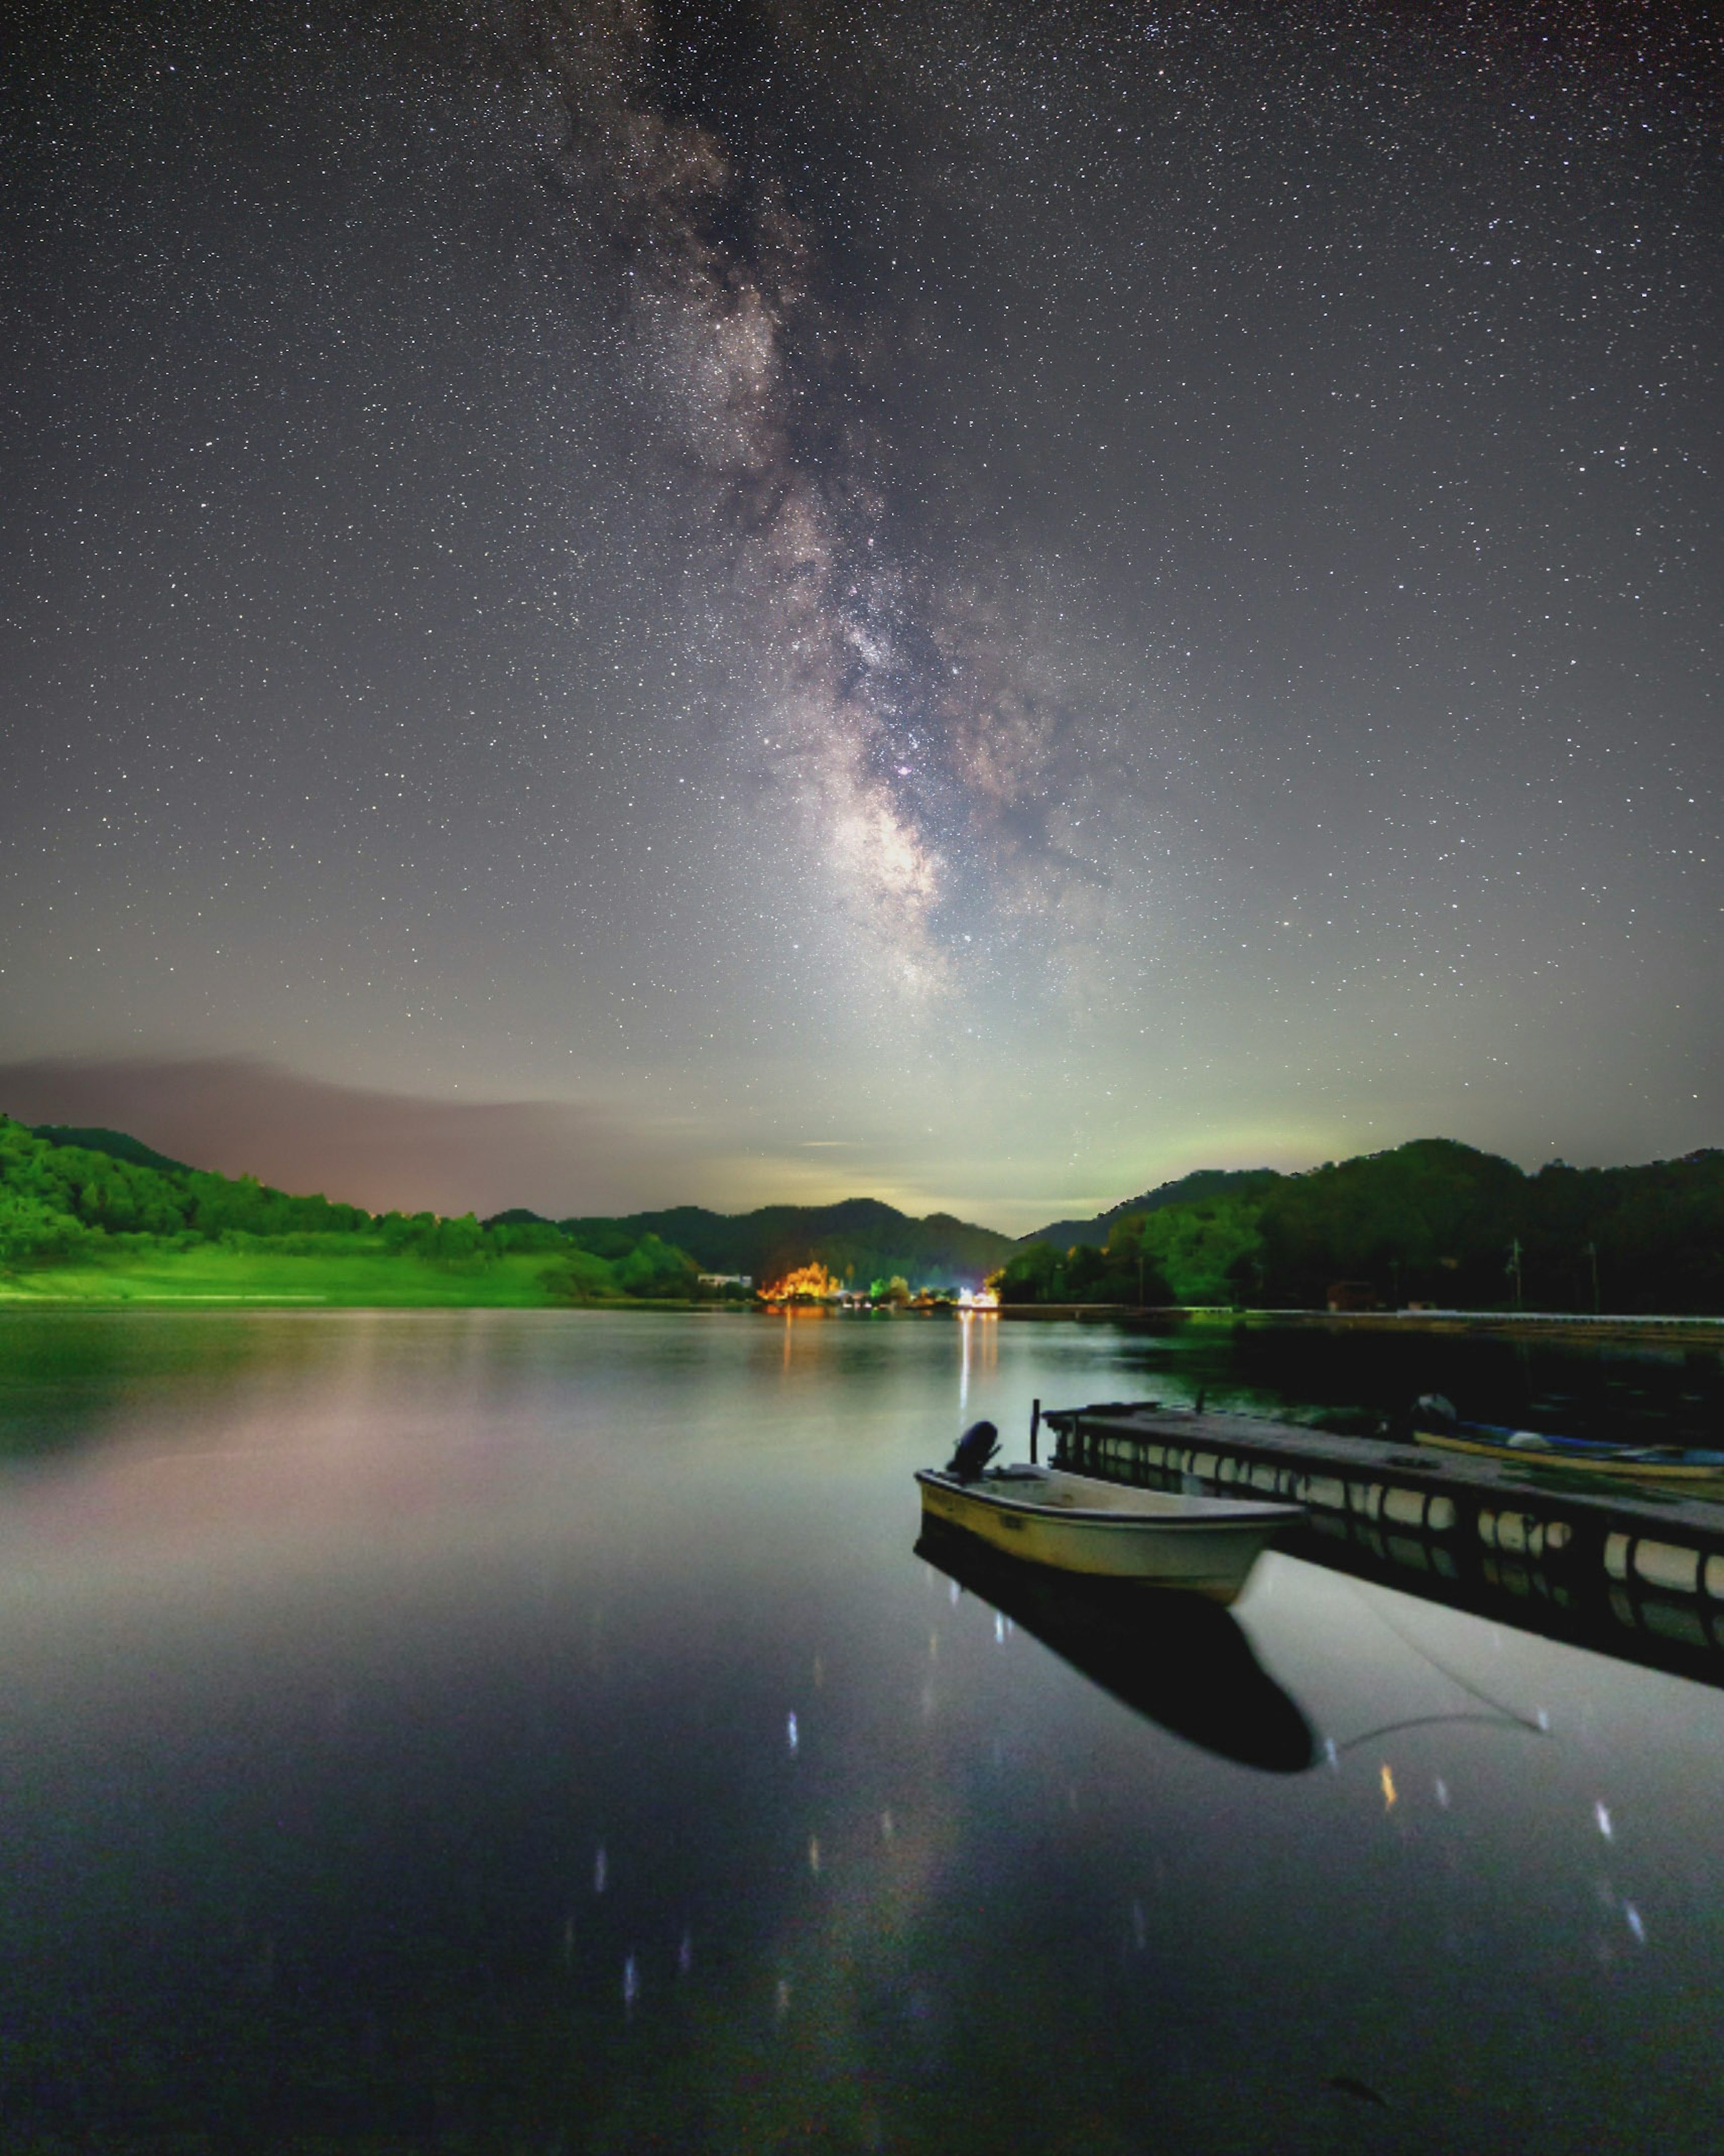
915, 1521, 1316, 1773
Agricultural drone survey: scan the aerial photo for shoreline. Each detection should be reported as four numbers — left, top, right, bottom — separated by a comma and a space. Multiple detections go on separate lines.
4, 1287, 1721, 1347
995, 1303, 1724, 1348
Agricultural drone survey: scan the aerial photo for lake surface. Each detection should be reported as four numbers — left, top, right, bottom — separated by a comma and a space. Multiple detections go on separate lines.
0, 1308, 1721, 2153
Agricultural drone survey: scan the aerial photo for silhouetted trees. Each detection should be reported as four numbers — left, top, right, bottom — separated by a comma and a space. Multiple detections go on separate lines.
999, 1139, 1724, 1315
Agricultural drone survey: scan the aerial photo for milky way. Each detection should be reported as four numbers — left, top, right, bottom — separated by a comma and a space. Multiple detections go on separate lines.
519, 0, 1136, 994
2, 0, 1719, 1222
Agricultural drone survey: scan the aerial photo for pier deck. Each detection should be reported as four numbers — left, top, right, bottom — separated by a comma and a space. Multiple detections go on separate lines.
1043, 1400, 1724, 1687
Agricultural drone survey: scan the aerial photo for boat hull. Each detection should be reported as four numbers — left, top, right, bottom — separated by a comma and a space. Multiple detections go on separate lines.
915, 1470, 1297, 1602
1414, 1427, 1724, 1489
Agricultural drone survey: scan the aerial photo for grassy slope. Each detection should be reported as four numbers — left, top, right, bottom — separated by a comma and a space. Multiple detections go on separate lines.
0, 1242, 577, 1307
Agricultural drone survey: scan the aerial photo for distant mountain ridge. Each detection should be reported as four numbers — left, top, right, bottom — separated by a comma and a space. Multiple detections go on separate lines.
541, 1196, 1017, 1289
5, 1113, 1019, 1287
1025, 1168, 1280, 1249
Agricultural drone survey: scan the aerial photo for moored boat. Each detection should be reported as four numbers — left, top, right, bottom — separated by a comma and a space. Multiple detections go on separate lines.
913, 1460, 1302, 1602
1412, 1394, 1724, 1488
1412, 1420, 1724, 1486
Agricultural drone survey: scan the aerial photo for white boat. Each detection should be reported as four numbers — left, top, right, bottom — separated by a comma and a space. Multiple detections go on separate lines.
914, 1464, 1302, 1602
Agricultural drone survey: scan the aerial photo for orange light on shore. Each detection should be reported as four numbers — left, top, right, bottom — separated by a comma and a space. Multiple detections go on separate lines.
958, 1287, 998, 1309
761, 1261, 843, 1302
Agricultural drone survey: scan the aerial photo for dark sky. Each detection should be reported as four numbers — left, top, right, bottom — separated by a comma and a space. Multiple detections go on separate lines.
3, 0, 1719, 1227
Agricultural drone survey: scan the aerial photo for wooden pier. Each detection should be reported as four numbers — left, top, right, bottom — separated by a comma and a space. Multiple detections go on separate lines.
1043, 1400, 1724, 1690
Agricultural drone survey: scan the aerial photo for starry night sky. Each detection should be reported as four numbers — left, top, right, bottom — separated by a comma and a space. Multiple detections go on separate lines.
2, 0, 1719, 1226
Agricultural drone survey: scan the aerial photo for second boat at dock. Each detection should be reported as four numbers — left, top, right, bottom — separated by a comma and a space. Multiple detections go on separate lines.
1412, 1394, 1724, 1489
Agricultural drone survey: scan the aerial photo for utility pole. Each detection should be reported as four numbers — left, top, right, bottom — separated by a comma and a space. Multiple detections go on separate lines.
1507, 1237, 1524, 1312
1583, 1239, 1601, 1316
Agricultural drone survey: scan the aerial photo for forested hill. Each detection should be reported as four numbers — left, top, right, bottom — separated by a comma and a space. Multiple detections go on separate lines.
2, 1114, 377, 1250
549, 1197, 1016, 1290
1027, 1168, 1280, 1249
996, 1138, 1724, 1315
31, 1124, 191, 1175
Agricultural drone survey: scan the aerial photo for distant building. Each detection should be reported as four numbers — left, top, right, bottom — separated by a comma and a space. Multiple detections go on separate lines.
1326, 1280, 1381, 1312
698, 1273, 752, 1290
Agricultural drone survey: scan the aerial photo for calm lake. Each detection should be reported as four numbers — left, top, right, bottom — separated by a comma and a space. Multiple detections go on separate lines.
1, 1307, 1721, 2153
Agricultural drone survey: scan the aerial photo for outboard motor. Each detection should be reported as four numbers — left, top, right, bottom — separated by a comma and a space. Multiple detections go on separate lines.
946, 1419, 1000, 1481
1414, 1393, 1459, 1434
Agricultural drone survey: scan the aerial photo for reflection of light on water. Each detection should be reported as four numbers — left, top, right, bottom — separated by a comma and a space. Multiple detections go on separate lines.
18, 1309, 1721, 2141
1381, 1763, 1397, 1810
954, 1304, 1001, 1417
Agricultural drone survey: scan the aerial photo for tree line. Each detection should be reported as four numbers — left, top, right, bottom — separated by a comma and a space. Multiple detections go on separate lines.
993, 1138, 1724, 1315
9, 1118, 1721, 1315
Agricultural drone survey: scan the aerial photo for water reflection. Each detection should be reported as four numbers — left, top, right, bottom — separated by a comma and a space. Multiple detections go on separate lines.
3, 1309, 1724, 2151
1291, 1481, 1724, 1694
915, 1520, 1316, 1772
1058, 1408, 1724, 1697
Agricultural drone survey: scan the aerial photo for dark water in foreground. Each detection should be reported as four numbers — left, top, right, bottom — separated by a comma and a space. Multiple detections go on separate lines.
0, 1309, 1721, 2155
